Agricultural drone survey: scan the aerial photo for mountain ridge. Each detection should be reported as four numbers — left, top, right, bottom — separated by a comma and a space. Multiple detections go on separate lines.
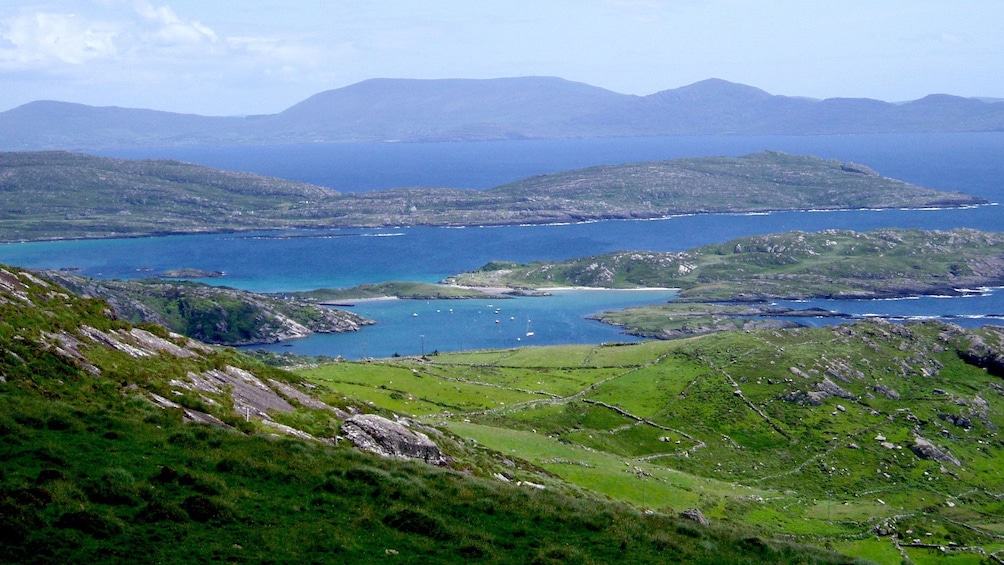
2, 76, 1003, 149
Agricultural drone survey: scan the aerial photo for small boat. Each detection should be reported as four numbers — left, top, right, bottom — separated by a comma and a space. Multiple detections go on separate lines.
412, 313, 418, 317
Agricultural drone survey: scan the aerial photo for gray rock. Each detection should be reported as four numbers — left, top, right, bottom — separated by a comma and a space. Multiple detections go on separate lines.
679, 508, 710, 526
342, 414, 447, 466
909, 435, 961, 467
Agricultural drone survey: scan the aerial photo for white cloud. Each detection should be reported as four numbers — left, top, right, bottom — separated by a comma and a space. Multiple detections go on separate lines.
133, 1, 217, 46
0, 12, 118, 67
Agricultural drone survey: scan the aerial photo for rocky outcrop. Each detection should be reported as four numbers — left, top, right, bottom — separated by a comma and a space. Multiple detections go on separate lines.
783, 377, 856, 406
680, 508, 710, 526
40, 271, 374, 346
341, 414, 448, 466
909, 435, 962, 467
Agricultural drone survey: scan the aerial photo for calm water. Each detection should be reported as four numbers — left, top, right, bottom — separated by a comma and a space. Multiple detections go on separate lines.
3, 133, 1002, 357
278, 290, 679, 359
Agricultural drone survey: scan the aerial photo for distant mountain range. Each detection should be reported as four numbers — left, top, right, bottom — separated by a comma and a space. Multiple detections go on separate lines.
2, 77, 1003, 149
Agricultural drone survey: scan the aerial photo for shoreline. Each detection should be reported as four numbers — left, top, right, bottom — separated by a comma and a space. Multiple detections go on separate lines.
318, 296, 400, 306
2, 202, 996, 246
460, 285, 680, 294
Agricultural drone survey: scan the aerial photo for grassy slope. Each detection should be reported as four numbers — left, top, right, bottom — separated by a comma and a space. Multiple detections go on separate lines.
0, 264, 860, 564
0, 151, 986, 241
301, 324, 1004, 563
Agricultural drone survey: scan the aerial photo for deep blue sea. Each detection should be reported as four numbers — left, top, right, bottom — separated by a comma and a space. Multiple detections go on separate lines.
2, 133, 1002, 358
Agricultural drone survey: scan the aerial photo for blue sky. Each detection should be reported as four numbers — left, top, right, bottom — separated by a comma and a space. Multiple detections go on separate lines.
1, 1, 1002, 115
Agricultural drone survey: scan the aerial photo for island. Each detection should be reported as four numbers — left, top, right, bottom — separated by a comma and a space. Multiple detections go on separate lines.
0, 150, 986, 242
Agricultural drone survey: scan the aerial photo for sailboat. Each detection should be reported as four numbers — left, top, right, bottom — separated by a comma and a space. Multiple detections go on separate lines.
525, 318, 534, 337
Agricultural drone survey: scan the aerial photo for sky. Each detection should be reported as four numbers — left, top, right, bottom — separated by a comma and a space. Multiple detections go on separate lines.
1, 1, 1002, 115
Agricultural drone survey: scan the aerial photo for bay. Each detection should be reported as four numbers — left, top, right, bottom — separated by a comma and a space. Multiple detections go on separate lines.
2, 132, 1002, 358
264, 289, 679, 360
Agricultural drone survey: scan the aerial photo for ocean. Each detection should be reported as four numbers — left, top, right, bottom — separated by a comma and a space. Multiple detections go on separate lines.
2, 132, 1002, 358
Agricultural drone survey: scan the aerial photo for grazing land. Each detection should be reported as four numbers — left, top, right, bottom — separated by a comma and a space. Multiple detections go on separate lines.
302, 321, 1004, 563
0, 151, 985, 242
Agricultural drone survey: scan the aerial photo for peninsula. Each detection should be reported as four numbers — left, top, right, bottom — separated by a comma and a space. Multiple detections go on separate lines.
0, 150, 986, 242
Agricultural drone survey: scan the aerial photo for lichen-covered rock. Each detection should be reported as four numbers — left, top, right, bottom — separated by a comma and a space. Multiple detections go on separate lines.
341, 414, 447, 466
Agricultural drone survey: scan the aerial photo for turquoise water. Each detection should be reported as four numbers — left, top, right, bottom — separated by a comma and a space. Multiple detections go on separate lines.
259, 289, 679, 359
3, 133, 1003, 357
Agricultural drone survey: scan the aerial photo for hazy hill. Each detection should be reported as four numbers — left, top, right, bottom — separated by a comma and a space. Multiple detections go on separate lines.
2, 77, 1004, 149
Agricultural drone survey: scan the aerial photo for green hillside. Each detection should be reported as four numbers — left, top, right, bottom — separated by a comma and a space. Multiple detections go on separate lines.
1, 264, 865, 563
301, 323, 1004, 563
0, 151, 986, 242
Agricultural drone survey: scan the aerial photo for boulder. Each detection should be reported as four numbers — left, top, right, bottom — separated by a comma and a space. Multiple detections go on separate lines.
342, 414, 447, 466
909, 435, 961, 467
679, 508, 710, 526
